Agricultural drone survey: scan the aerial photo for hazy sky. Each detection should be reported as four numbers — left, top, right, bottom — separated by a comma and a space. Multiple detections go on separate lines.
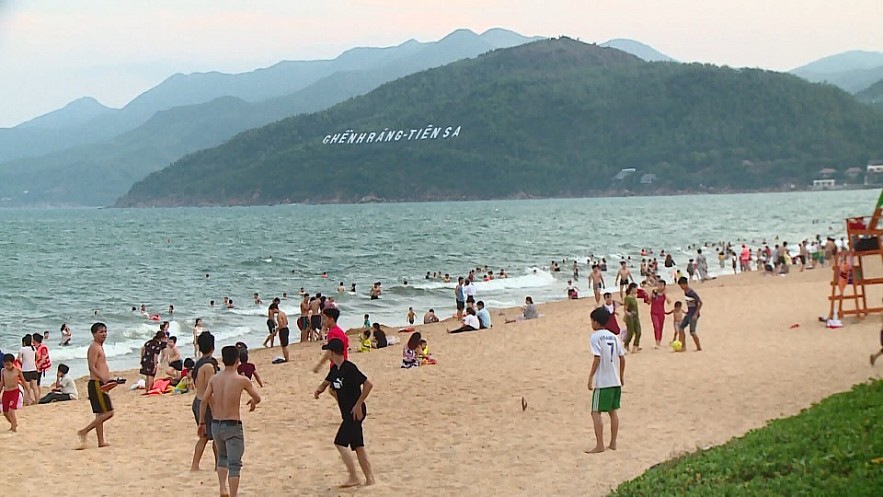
1, 0, 880, 127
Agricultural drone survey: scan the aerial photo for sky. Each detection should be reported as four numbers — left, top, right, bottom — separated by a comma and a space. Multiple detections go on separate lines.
0, 0, 881, 128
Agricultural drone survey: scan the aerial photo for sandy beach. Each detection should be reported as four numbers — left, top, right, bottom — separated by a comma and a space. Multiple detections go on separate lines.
2, 267, 881, 496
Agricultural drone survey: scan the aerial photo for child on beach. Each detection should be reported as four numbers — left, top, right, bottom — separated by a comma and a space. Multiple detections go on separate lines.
359, 329, 373, 353
2, 354, 25, 432
667, 302, 684, 343
586, 307, 625, 454
199, 345, 262, 497
314, 338, 376, 488
418, 339, 437, 365
401, 333, 421, 369
363, 314, 371, 331
236, 349, 264, 388
407, 307, 416, 325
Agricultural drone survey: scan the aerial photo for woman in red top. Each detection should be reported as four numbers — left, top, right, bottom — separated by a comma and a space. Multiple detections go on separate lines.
649, 280, 671, 348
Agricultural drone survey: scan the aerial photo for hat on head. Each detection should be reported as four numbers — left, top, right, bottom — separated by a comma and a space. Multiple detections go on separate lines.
322, 339, 345, 354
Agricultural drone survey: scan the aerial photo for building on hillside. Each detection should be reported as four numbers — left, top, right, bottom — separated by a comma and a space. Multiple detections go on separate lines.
812, 179, 836, 189
817, 168, 838, 179
613, 168, 636, 181
640, 173, 656, 184
867, 163, 883, 185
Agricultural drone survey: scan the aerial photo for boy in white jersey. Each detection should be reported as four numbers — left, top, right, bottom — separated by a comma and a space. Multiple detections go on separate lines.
586, 306, 626, 454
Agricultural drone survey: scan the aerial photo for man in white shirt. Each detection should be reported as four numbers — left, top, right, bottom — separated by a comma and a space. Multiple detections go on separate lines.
586, 307, 626, 454
463, 280, 477, 309
38, 363, 79, 403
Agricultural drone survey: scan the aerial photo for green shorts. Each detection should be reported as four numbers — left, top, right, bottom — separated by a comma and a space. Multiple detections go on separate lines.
592, 386, 621, 412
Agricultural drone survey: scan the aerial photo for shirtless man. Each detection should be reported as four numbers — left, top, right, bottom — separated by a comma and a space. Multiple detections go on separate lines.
589, 265, 605, 305
298, 294, 311, 343
274, 305, 291, 363
77, 323, 117, 449
191, 332, 219, 471
200, 345, 261, 497
309, 295, 323, 341
423, 309, 440, 324
617, 261, 633, 301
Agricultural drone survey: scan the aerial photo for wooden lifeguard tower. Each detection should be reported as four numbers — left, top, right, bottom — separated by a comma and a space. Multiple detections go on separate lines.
828, 189, 883, 319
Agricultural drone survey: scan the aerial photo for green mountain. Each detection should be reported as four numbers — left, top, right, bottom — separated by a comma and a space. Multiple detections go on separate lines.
117, 38, 883, 207
856, 79, 883, 110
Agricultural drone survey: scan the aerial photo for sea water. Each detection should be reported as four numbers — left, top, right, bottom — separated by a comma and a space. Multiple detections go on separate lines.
0, 190, 876, 377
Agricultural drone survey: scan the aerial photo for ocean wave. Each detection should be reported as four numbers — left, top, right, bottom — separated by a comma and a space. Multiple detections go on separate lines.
407, 268, 557, 292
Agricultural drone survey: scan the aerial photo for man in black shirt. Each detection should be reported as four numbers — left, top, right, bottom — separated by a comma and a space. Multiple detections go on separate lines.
314, 339, 376, 487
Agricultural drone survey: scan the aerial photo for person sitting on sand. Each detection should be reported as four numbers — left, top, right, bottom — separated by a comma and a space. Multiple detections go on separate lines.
371, 324, 388, 349
39, 363, 78, 404
418, 339, 436, 365
401, 333, 422, 369
505, 296, 539, 324
476, 301, 492, 329
359, 329, 373, 353
423, 309, 439, 324
448, 308, 480, 333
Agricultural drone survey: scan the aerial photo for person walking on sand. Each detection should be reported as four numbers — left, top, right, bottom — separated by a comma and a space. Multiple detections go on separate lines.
77, 323, 117, 449
192, 318, 204, 357
199, 345, 261, 497
677, 276, 703, 352
314, 338, 376, 488
273, 304, 291, 363
590, 264, 605, 305
616, 261, 633, 301
2, 353, 26, 432
192, 332, 219, 471
586, 307, 625, 454
649, 280, 671, 348
622, 283, 642, 353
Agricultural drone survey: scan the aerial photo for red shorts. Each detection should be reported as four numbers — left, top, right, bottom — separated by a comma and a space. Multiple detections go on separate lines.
2, 388, 21, 413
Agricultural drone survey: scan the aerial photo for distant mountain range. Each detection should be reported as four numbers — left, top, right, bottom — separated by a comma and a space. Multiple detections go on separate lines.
789, 50, 883, 93
2, 29, 881, 207
116, 38, 883, 208
0, 29, 679, 207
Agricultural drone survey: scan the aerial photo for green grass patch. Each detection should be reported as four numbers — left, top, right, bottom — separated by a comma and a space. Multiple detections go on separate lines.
611, 380, 883, 497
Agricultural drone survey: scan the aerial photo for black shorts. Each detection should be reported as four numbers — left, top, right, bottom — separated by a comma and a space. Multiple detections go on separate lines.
297, 316, 309, 331
140, 364, 156, 377
456, 300, 465, 310
334, 418, 365, 451
192, 398, 214, 440
279, 327, 290, 347
777, 256, 786, 265
310, 315, 322, 330
170, 360, 183, 371
22, 370, 39, 382
466, 296, 475, 304
36, 370, 46, 386
266, 318, 277, 334
87, 379, 113, 414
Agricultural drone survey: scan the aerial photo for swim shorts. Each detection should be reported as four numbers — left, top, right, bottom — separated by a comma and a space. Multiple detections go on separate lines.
192, 397, 214, 440
334, 418, 365, 450
456, 300, 465, 311
310, 315, 322, 331
591, 386, 621, 412
266, 318, 277, 334
297, 316, 309, 331
213, 420, 245, 477
680, 315, 699, 335
87, 379, 113, 414
170, 360, 183, 371
278, 327, 290, 347
2, 388, 21, 413
22, 370, 39, 382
